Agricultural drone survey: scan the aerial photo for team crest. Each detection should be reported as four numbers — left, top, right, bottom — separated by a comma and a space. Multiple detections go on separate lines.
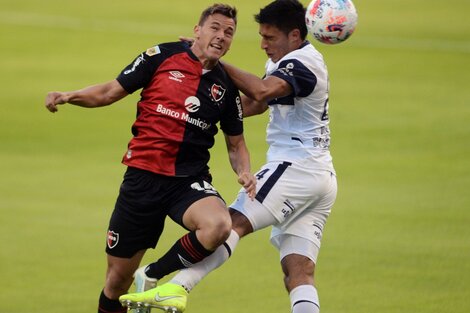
107, 230, 119, 249
210, 84, 226, 102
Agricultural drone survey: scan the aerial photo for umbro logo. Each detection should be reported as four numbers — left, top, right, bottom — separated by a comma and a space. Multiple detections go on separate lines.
169, 71, 185, 83
178, 254, 194, 268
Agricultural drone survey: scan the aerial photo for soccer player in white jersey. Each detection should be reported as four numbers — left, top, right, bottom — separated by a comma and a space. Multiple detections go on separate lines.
120, 1, 337, 313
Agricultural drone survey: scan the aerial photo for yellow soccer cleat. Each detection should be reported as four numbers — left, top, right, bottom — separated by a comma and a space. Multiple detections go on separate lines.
133, 265, 158, 293
120, 283, 188, 313
129, 265, 158, 313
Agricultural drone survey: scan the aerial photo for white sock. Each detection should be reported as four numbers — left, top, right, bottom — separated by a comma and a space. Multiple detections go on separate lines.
290, 285, 320, 313
170, 229, 240, 292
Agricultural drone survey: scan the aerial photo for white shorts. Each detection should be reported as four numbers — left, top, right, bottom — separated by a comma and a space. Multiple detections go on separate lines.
230, 161, 337, 263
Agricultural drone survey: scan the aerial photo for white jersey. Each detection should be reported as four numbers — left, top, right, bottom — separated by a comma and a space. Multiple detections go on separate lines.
264, 41, 334, 173
230, 43, 338, 262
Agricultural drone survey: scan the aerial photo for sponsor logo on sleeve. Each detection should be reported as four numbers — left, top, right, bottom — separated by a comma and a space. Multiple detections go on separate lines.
124, 54, 145, 75
145, 45, 161, 56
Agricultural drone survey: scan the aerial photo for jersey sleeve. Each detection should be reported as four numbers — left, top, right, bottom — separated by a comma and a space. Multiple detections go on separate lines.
116, 45, 163, 94
220, 83, 244, 136
269, 59, 317, 97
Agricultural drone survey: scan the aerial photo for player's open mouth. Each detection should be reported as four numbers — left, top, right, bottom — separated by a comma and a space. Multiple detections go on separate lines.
210, 43, 223, 50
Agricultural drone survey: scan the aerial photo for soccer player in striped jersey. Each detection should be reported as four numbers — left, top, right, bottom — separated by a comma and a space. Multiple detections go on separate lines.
45, 4, 256, 313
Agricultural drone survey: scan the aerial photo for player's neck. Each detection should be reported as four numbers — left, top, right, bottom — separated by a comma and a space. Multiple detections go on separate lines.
199, 59, 218, 70
190, 45, 218, 70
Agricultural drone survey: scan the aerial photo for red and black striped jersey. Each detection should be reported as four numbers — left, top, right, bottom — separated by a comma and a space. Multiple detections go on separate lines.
116, 42, 243, 177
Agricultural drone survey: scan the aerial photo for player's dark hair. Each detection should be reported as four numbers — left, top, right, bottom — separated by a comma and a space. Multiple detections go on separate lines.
199, 3, 238, 26
255, 0, 307, 39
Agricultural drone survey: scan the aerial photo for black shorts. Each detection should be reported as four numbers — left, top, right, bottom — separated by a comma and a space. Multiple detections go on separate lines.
106, 167, 224, 258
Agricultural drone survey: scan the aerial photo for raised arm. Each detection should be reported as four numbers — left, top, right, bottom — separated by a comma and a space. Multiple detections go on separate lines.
45, 79, 128, 113
222, 62, 292, 103
224, 133, 256, 199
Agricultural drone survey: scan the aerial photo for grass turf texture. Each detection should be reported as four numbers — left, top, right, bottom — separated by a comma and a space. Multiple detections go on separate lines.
1, 0, 469, 312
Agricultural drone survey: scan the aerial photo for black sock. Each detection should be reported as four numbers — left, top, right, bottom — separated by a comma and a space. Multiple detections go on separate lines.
98, 290, 126, 313
146, 231, 213, 279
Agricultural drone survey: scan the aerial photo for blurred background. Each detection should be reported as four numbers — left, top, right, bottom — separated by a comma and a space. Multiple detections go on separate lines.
0, 1, 469, 312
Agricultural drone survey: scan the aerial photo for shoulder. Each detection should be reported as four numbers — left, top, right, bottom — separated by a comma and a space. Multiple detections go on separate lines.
143, 41, 190, 58
211, 63, 239, 93
284, 42, 322, 62
276, 42, 327, 78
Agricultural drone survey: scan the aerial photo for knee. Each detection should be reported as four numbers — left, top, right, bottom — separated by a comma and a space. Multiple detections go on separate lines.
209, 215, 232, 248
283, 270, 314, 292
200, 213, 232, 250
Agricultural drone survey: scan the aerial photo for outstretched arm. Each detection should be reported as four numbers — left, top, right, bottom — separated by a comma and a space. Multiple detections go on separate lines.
222, 62, 292, 103
45, 79, 128, 113
224, 133, 256, 199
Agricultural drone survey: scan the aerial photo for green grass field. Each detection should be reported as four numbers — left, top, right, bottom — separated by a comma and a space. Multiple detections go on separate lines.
1, 0, 469, 312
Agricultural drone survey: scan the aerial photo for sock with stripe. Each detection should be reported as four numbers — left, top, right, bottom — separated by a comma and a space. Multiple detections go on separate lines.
145, 231, 213, 280
290, 285, 320, 313
170, 229, 240, 292
98, 289, 126, 313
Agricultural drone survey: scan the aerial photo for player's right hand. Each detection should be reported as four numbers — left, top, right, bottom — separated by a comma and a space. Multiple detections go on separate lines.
45, 91, 67, 113
238, 172, 257, 200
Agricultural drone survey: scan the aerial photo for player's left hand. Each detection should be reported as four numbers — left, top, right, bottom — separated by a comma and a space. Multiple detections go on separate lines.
238, 172, 257, 200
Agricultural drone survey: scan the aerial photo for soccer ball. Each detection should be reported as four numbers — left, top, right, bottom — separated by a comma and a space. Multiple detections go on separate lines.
305, 0, 358, 44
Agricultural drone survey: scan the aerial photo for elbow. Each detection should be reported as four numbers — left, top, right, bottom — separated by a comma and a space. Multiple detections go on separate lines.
239, 80, 272, 103
102, 95, 117, 107
251, 94, 267, 103
101, 90, 125, 107
101, 82, 127, 107
249, 87, 271, 103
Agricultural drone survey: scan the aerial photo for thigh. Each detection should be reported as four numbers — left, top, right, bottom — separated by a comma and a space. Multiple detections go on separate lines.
231, 162, 336, 230
271, 171, 337, 262
258, 163, 336, 223
106, 167, 167, 258
230, 188, 278, 232
181, 196, 228, 231
167, 175, 225, 227
275, 233, 321, 264
229, 161, 294, 231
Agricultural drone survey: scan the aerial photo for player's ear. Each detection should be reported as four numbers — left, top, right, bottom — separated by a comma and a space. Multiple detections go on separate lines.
288, 28, 301, 44
193, 24, 201, 38
290, 29, 301, 40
